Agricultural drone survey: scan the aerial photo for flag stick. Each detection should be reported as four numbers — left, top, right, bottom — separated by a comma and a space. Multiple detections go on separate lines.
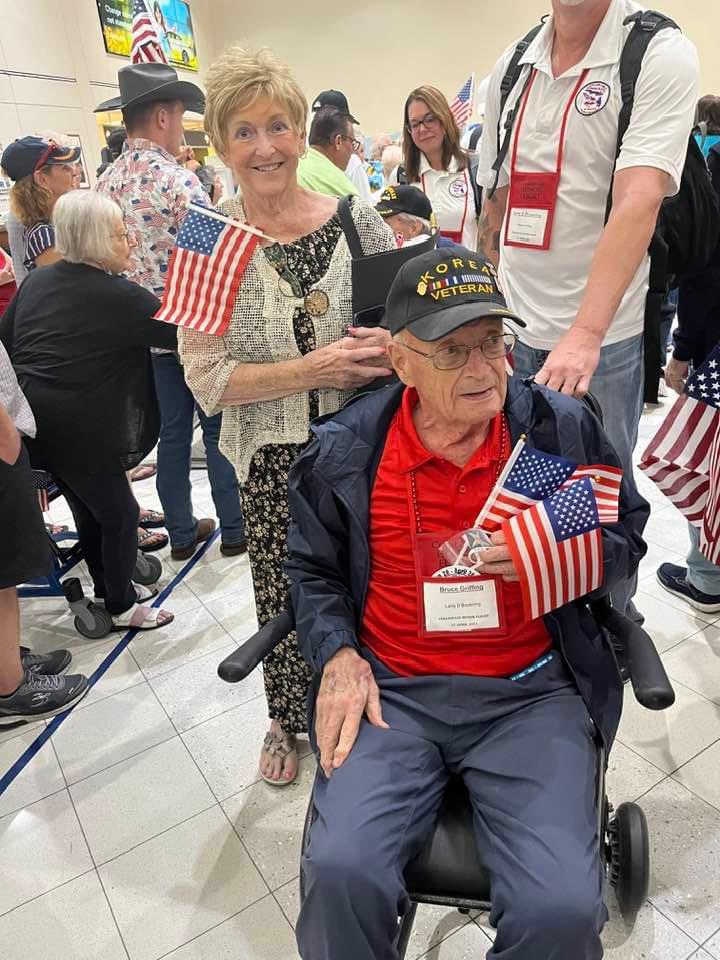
188, 203, 278, 243
473, 434, 527, 529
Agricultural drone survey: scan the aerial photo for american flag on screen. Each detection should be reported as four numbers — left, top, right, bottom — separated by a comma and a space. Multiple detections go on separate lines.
131, 0, 168, 64
639, 345, 720, 524
155, 204, 259, 336
450, 75, 474, 129
503, 478, 604, 620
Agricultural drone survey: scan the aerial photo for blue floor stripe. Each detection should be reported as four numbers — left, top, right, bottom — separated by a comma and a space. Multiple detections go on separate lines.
0, 530, 221, 798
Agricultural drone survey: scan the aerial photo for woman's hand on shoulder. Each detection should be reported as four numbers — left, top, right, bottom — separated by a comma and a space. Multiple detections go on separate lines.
303, 335, 392, 390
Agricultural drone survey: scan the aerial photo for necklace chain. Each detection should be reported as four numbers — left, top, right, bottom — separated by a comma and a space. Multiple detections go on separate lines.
409, 416, 508, 535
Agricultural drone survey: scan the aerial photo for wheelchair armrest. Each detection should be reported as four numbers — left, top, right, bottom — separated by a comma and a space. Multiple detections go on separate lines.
591, 601, 675, 711
217, 609, 295, 683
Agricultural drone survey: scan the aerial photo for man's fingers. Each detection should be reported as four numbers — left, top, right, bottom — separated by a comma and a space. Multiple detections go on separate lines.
316, 707, 344, 777
365, 681, 389, 729
332, 709, 363, 770
534, 366, 550, 386
573, 376, 591, 398
560, 378, 578, 396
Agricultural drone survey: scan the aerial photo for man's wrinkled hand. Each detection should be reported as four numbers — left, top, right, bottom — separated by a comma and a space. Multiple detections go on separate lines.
534, 327, 602, 397
472, 529, 519, 582
315, 647, 389, 778
665, 356, 688, 396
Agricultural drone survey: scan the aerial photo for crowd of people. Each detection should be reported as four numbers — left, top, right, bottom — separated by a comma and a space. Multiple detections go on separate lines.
1, 0, 719, 956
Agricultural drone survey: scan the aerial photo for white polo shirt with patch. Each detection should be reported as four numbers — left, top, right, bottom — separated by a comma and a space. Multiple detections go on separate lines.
477, 0, 699, 349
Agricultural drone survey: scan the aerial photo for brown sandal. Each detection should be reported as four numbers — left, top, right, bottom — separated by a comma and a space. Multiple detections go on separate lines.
260, 728, 299, 787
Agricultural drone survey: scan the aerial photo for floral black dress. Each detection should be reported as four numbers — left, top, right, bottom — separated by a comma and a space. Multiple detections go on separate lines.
240, 215, 343, 735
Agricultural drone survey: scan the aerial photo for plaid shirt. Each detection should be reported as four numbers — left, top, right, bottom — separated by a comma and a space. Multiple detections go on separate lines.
0, 341, 35, 437
96, 138, 208, 297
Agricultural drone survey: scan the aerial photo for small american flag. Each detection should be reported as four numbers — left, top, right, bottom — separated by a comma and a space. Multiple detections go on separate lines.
131, 0, 167, 64
155, 204, 259, 336
639, 345, 720, 524
561, 464, 623, 524
450, 75, 474, 129
701, 424, 720, 564
503, 478, 604, 620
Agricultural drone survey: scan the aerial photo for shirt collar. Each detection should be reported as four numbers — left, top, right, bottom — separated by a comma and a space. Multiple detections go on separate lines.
123, 137, 178, 165
520, 0, 627, 76
393, 386, 505, 475
419, 154, 460, 176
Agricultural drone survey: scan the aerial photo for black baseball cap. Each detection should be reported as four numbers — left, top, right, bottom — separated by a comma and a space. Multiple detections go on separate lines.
311, 89, 358, 124
1, 136, 81, 182
376, 185, 433, 221
386, 245, 525, 341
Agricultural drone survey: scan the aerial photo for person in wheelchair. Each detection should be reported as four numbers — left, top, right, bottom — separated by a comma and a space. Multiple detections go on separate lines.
285, 246, 649, 960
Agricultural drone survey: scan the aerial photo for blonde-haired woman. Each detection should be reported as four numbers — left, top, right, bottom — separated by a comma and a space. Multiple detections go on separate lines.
1, 136, 81, 272
394, 85, 480, 249
179, 46, 394, 786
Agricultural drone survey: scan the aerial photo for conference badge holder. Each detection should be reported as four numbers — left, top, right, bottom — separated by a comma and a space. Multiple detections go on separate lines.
413, 528, 507, 639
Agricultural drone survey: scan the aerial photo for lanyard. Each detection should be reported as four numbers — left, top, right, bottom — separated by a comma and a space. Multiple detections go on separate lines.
510, 67, 590, 179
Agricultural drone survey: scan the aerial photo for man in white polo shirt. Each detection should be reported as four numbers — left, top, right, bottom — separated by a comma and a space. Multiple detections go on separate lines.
477, 0, 699, 617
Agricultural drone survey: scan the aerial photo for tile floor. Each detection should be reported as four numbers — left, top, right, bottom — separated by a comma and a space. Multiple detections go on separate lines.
3, 398, 720, 959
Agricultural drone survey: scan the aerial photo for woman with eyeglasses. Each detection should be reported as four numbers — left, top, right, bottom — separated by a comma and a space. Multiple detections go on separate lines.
0, 191, 177, 632
1, 137, 82, 274
393, 86, 482, 250
178, 46, 395, 788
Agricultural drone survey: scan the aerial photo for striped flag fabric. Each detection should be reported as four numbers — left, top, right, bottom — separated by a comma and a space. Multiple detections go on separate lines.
638, 345, 720, 524
502, 478, 604, 620
562, 464, 623, 524
155, 204, 260, 336
450, 75, 474, 129
131, 0, 168, 64
701, 427, 720, 564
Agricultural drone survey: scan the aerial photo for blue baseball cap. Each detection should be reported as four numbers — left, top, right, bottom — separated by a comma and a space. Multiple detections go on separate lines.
1, 137, 81, 182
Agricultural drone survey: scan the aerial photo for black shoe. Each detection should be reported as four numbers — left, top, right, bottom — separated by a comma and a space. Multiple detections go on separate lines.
220, 539, 248, 557
0, 672, 89, 725
19, 646, 72, 677
657, 563, 720, 614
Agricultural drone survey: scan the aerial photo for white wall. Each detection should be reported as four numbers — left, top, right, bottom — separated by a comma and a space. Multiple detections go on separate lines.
208, 0, 720, 134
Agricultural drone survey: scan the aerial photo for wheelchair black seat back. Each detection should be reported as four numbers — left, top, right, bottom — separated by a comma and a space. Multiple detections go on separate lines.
219, 600, 674, 957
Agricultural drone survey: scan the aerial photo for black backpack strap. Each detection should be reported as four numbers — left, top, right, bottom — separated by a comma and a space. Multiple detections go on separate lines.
468, 153, 482, 217
337, 195, 365, 259
488, 19, 546, 200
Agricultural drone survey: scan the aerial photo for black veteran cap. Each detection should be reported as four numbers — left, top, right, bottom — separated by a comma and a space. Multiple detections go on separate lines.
385, 246, 525, 341
376, 184, 433, 221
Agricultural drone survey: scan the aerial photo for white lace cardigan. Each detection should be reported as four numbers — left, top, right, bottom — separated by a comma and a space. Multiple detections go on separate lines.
178, 196, 394, 482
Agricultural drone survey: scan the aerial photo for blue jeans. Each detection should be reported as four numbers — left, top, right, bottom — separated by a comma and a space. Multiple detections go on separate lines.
686, 523, 720, 595
513, 334, 644, 616
151, 353, 244, 549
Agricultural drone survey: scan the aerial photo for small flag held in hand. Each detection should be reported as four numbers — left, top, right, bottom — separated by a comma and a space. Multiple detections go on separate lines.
502, 477, 604, 620
155, 204, 260, 336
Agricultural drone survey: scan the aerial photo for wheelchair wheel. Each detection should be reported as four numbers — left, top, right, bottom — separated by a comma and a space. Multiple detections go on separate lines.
74, 604, 113, 639
133, 553, 162, 585
608, 802, 649, 919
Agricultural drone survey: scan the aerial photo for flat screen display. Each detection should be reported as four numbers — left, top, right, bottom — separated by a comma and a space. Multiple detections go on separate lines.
96, 0, 199, 72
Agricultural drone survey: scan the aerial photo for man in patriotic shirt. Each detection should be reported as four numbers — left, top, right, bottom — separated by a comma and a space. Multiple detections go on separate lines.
286, 247, 648, 960
95, 64, 245, 560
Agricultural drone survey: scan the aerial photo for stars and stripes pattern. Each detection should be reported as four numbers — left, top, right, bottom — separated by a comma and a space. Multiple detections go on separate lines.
449, 75, 474, 129
502, 478, 604, 620
639, 345, 720, 525
561, 464, 623, 524
131, 0, 167, 64
700, 427, 720, 564
155, 204, 259, 336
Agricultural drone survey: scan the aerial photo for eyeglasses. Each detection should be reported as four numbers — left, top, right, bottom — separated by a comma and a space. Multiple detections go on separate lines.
339, 135, 362, 151
407, 113, 441, 134
264, 242, 304, 298
400, 332, 518, 370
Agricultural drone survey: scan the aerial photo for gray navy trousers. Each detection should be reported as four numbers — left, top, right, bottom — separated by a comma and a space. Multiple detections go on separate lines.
296, 649, 607, 960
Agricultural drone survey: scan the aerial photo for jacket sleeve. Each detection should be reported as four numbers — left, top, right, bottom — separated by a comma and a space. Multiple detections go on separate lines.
284, 441, 361, 675
579, 407, 649, 599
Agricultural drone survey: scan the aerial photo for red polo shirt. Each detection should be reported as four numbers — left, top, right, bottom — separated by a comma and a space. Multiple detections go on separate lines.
360, 387, 551, 677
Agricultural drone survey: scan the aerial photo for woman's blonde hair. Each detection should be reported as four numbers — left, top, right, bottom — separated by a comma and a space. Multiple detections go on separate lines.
402, 85, 468, 184
204, 46, 308, 155
9, 175, 53, 228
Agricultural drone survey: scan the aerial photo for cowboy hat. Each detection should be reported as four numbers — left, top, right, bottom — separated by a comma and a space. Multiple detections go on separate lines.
94, 63, 205, 114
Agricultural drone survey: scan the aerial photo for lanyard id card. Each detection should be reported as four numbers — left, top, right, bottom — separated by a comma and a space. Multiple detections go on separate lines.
504, 69, 589, 251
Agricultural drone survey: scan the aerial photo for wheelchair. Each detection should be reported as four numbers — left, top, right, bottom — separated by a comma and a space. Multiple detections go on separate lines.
219, 597, 675, 956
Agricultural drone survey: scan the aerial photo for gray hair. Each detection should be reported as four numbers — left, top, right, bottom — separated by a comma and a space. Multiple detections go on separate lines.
53, 191, 121, 266
394, 212, 433, 236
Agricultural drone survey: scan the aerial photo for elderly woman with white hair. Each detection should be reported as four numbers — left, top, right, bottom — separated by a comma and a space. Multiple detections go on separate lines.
0, 190, 176, 630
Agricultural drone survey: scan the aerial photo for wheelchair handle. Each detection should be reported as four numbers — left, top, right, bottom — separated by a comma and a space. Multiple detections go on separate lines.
217, 609, 294, 683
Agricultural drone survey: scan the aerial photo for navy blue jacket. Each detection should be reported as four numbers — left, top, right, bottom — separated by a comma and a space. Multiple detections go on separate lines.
285, 377, 649, 748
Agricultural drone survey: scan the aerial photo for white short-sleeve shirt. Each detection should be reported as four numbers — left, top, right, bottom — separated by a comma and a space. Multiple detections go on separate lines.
477, 0, 699, 349
391, 156, 478, 249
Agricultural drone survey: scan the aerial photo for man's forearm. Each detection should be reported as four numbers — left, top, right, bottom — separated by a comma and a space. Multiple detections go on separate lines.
477, 187, 508, 268
574, 192, 664, 341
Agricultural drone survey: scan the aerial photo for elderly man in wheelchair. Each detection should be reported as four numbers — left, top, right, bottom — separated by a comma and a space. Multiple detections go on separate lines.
220, 246, 672, 958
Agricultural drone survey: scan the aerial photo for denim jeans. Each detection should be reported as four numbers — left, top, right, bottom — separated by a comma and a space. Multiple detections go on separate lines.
513, 334, 645, 617
151, 352, 244, 549
686, 523, 720, 595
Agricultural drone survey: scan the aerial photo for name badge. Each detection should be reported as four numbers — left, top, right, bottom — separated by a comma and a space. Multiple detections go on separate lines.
423, 578, 501, 633
506, 207, 550, 247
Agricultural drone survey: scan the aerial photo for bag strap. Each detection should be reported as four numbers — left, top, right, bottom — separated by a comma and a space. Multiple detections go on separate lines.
488, 19, 546, 200
605, 10, 679, 220
337, 195, 365, 259
468, 153, 482, 217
